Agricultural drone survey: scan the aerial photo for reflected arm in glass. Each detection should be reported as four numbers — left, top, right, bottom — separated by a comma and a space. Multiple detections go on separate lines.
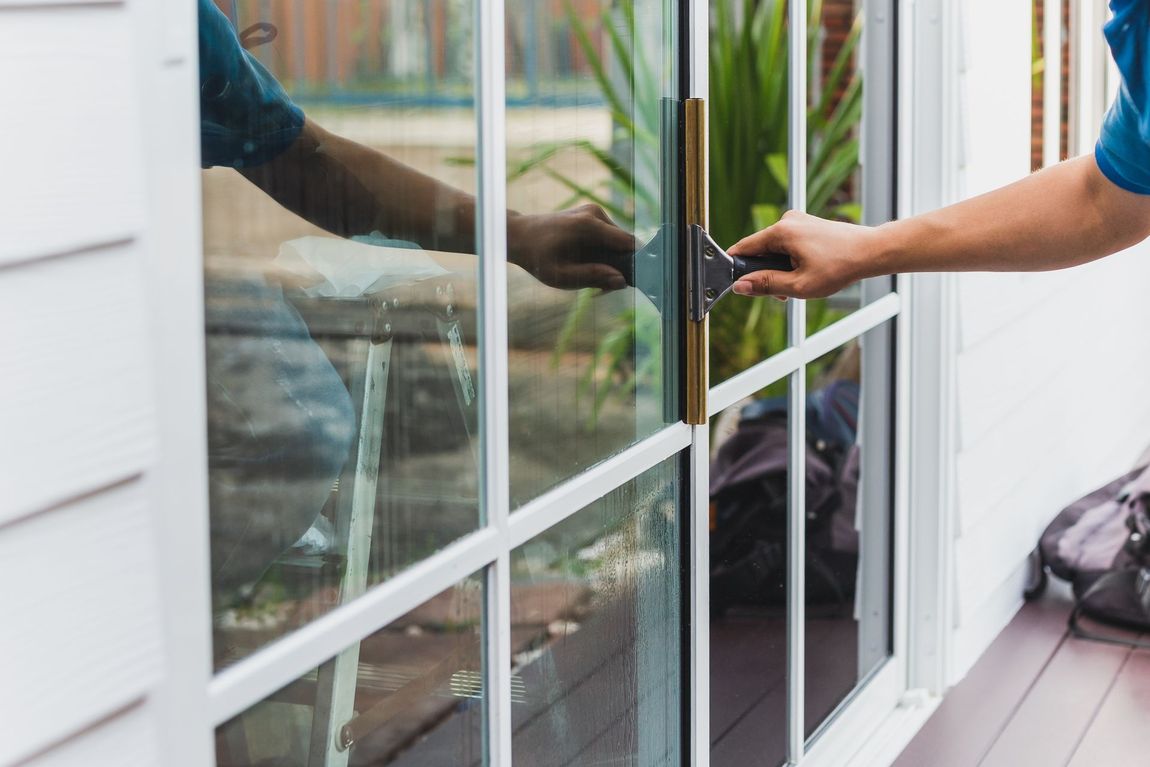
199, 0, 634, 291
242, 124, 636, 290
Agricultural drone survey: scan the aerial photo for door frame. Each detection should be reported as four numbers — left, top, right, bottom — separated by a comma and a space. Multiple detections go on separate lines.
143, 0, 931, 763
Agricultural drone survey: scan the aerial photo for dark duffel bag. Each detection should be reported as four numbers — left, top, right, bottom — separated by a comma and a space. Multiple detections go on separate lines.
1037, 463, 1150, 646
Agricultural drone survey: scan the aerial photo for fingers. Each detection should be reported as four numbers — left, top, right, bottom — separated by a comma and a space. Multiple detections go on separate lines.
591, 218, 640, 253
578, 203, 613, 225
731, 268, 801, 298
560, 263, 629, 291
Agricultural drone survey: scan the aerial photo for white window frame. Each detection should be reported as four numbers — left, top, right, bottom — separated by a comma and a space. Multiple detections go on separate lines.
144, 0, 919, 763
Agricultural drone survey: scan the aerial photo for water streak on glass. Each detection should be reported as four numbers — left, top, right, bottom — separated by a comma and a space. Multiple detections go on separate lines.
215, 576, 485, 766
511, 458, 681, 765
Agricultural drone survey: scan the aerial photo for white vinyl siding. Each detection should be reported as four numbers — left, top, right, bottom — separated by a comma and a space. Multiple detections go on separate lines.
945, 0, 1150, 679
0, 1, 166, 764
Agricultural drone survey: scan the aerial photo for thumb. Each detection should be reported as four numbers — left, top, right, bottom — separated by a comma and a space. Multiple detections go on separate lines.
731, 268, 802, 298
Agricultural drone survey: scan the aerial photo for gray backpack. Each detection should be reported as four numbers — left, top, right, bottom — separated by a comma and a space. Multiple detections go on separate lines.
1036, 463, 1150, 646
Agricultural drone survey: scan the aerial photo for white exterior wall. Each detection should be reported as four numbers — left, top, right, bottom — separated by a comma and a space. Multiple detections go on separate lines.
944, 0, 1150, 680
1, 1, 211, 765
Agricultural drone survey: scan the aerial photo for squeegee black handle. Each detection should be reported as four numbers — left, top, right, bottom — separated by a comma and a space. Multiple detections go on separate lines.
732, 253, 794, 278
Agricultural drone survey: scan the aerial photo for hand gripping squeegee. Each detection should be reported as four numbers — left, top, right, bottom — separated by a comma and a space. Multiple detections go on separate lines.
687, 224, 793, 321
628, 224, 793, 320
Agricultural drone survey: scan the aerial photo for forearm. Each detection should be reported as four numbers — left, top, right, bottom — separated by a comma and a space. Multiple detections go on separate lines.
864, 155, 1150, 278
242, 119, 480, 252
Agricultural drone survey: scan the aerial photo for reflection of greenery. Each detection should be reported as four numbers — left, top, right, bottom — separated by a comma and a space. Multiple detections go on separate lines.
509, 0, 863, 414
709, 0, 863, 381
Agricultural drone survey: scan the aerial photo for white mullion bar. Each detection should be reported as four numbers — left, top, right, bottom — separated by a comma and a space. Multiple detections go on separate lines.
475, 0, 512, 759
787, 0, 808, 352
786, 0, 807, 761
486, 550, 512, 766
1042, 0, 1060, 167
507, 423, 692, 548
786, 363, 807, 765
209, 526, 502, 725
710, 348, 803, 416
689, 423, 711, 766
802, 292, 899, 362
709, 293, 900, 417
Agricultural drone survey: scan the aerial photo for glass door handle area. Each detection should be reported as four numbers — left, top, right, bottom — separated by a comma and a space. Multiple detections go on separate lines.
688, 224, 793, 322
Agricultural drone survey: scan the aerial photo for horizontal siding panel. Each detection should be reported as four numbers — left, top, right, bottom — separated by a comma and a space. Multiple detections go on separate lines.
955, 484, 1045, 628
950, 558, 1033, 683
0, 481, 162, 767
954, 243, 1150, 452
0, 244, 156, 524
956, 270, 1069, 352
958, 353, 1150, 535
957, 356, 1128, 532
955, 288, 1078, 450
20, 704, 157, 767
0, 5, 144, 265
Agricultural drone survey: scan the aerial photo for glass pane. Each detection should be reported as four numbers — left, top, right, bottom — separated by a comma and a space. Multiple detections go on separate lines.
709, 0, 792, 383
805, 0, 866, 335
709, 377, 789, 767
804, 325, 893, 739
200, 0, 483, 668
510, 458, 681, 764
215, 575, 484, 766
504, 0, 681, 506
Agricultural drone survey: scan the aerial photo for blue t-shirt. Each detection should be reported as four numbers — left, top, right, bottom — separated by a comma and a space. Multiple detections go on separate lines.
198, 0, 304, 169
1096, 0, 1150, 193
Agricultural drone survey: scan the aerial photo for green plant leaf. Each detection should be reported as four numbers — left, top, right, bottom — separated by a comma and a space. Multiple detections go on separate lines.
832, 202, 862, 223
751, 203, 783, 230
765, 153, 789, 189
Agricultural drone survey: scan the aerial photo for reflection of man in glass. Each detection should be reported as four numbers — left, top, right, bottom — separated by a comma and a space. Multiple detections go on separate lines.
200, 0, 634, 605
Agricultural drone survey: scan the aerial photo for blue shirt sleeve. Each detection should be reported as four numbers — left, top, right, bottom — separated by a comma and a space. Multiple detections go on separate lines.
1096, 0, 1150, 194
198, 0, 304, 169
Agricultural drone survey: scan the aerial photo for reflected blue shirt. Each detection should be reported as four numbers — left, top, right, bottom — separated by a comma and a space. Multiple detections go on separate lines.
1096, 0, 1150, 193
198, 0, 304, 169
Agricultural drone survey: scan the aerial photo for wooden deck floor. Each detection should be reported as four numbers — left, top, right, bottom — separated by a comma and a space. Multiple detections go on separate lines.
894, 581, 1150, 767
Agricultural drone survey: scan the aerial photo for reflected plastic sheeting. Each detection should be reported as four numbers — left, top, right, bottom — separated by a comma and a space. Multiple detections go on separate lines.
215, 575, 485, 767
504, 0, 682, 506
199, 0, 483, 668
510, 458, 681, 765
708, 379, 789, 767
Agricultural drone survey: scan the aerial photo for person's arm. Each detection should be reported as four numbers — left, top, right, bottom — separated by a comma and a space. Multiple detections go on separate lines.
241, 118, 633, 290
728, 154, 1150, 299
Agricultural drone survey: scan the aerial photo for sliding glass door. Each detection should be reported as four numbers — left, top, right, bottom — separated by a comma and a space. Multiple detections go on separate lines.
699, 0, 901, 764
191, 0, 899, 764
